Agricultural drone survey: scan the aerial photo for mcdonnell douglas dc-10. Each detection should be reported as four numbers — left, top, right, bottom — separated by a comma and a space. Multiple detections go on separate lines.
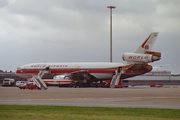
16, 32, 161, 89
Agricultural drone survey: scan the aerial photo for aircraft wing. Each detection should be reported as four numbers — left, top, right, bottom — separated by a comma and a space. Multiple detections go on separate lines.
126, 63, 152, 71
64, 70, 91, 81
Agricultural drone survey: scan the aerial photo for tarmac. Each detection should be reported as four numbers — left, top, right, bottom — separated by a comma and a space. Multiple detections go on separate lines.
0, 86, 180, 109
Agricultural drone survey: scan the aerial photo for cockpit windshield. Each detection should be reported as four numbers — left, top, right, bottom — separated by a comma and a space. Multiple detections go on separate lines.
17, 67, 21, 70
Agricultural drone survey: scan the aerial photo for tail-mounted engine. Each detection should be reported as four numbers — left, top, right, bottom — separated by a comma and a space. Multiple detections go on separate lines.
122, 51, 161, 63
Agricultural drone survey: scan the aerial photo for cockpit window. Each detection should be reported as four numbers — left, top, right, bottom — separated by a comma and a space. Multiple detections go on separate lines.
17, 67, 21, 70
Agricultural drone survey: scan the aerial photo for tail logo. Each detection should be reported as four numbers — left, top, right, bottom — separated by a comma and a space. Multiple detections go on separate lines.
145, 45, 149, 50
141, 35, 150, 48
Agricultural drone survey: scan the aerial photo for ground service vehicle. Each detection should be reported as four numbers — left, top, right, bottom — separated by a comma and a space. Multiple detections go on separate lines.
2, 78, 15, 87
19, 83, 41, 90
150, 83, 163, 87
16, 81, 26, 87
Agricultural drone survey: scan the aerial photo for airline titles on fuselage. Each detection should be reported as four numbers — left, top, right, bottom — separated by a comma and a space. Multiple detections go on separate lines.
30, 65, 68, 68
128, 55, 149, 60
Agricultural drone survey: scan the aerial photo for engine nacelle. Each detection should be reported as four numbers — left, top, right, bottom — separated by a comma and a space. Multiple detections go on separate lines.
53, 75, 70, 80
122, 53, 161, 63
145, 51, 161, 57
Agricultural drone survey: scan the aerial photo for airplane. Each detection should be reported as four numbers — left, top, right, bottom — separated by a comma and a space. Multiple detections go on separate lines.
16, 32, 161, 88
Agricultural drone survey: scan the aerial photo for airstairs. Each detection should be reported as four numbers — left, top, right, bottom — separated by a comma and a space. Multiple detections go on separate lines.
31, 69, 50, 90
110, 67, 122, 88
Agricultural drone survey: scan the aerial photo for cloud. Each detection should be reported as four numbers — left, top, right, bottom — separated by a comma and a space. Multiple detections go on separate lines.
0, 0, 8, 8
0, 0, 180, 74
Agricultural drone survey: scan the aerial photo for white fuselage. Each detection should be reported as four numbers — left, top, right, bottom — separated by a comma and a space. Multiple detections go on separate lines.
16, 62, 132, 80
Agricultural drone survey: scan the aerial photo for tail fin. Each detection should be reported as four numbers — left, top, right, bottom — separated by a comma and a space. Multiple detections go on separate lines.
134, 32, 159, 53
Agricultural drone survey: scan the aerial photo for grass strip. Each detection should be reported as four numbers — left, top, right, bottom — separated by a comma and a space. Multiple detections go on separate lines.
0, 105, 180, 120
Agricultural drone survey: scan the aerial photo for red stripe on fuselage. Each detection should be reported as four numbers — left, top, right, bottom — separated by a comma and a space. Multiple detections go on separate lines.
44, 81, 72, 83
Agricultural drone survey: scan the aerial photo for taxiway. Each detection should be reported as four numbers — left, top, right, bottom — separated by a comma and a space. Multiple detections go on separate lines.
0, 86, 180, 109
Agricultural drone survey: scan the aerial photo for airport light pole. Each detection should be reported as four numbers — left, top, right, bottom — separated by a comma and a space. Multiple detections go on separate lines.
107, 5, 116, 62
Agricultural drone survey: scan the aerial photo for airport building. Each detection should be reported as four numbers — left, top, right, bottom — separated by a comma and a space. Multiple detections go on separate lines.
0, 70, 25, 84
124, 71, 180, 85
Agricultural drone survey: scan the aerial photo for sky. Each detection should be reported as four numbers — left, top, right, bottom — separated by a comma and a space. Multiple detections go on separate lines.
0, 0, 180, 74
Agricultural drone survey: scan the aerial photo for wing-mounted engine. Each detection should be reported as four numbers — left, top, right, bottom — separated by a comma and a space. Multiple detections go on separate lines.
122, 51, 161, 63
53, 75, 71, 80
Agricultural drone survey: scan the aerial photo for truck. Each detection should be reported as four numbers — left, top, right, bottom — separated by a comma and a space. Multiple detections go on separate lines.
2, 78, 15, 87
